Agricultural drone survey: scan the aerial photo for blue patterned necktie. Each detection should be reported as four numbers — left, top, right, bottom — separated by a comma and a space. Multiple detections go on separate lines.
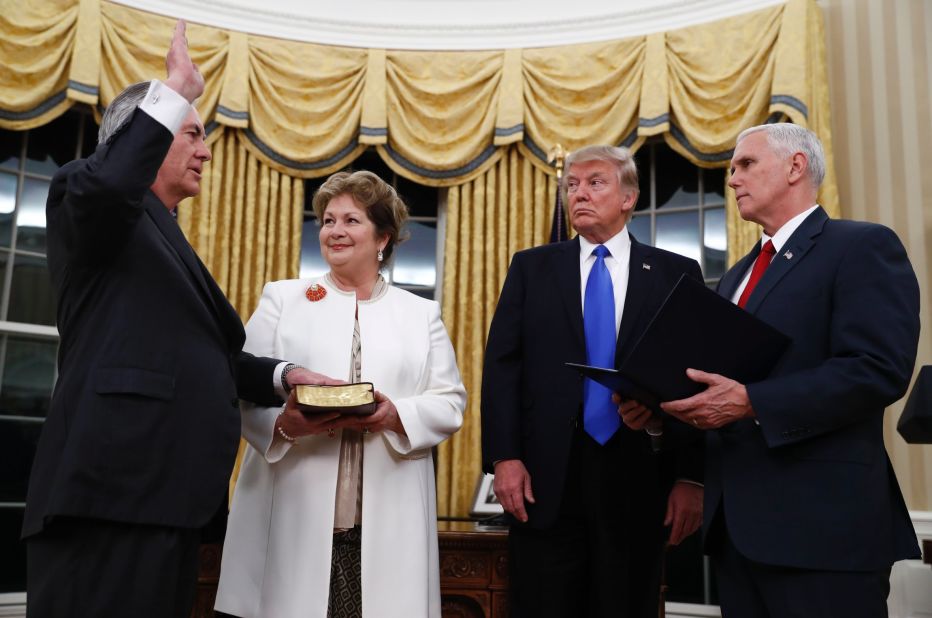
583, 245, 620, 444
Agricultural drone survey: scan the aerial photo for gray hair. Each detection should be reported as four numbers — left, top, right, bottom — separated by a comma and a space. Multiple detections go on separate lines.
737, 123, 825, 188
564, 144, 639, 194
98, 81, 150, 144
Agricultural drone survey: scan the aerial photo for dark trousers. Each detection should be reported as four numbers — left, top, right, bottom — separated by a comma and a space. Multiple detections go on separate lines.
26, 517, 201, 618
711, 514, 892, 618
508, 428, 666, 618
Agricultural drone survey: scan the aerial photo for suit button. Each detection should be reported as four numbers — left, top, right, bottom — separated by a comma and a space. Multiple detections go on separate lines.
231, 397, 239, 408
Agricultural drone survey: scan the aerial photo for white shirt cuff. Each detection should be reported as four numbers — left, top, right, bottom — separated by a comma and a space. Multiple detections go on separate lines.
138, 80, 191, 135
273, 361, 290, 400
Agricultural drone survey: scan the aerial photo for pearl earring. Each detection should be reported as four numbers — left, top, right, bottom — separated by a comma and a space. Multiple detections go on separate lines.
377, 249, 384, 262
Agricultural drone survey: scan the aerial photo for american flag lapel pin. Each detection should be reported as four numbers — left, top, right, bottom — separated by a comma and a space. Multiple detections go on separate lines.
642, 263, 651, 270
783, 250, 793, 260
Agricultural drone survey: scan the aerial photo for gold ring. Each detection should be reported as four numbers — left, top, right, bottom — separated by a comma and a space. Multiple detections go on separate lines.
693, 419, 699, 427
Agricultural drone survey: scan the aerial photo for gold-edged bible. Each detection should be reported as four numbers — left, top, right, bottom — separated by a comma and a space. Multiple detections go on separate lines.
294, 383, 376, 416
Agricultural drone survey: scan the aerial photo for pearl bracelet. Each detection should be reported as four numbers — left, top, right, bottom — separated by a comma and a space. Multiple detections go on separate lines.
276, 410, 295, 442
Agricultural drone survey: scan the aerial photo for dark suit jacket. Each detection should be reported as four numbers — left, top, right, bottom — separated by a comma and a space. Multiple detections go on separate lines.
481, 235, 704, 529
23, 110, 281, 538
706, 206, 920, 570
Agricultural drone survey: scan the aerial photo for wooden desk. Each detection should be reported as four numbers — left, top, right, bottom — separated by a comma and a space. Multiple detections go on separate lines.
438, 521, 509, 618
192, 522, 509, 618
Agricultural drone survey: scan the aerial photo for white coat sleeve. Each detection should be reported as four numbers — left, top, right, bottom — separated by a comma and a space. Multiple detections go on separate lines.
239, 281, 293, 463
383, 302, 467, 455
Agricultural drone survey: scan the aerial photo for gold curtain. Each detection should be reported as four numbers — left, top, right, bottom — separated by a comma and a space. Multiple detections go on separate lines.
378, 50, 506, 186
181, 128, 304, 315
437, 146, 558, 517
0, 0, 846, 516
0, 0, 79, 129
518, 38, 646, 170
1, 0, 836, 189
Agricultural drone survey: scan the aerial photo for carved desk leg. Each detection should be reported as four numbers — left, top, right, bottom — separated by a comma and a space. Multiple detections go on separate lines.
191, 544, 221, 618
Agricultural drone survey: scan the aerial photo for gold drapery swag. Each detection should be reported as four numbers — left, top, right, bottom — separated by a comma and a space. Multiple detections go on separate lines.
1, 0, 838, 517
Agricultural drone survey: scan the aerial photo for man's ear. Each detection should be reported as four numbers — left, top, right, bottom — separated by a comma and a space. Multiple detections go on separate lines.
787, 152, 808, 185
620, 189, 639, 214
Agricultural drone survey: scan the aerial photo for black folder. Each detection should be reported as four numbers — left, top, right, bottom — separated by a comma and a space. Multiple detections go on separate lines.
567, 274, 791, 410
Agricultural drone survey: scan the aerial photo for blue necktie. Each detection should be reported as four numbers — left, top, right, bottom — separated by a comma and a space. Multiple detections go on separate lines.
583, 245, 620, 444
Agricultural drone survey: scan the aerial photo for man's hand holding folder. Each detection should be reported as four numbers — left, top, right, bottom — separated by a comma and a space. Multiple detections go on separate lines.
660, 368, 755, 430
569, 273, 790, 433
614, 395, 659, 432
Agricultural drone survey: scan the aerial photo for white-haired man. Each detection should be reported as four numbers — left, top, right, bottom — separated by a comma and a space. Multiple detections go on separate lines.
643, 123, 921, 616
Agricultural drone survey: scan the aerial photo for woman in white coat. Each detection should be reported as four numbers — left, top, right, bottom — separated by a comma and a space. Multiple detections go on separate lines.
214, 170, 466, 618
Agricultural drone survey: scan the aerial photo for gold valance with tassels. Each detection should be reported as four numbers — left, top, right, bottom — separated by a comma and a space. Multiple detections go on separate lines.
3, 0, 835, 194
0, 0, 841, 518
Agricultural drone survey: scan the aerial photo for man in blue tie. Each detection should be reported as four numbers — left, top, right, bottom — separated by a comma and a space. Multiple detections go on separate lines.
481, 145, 705, 617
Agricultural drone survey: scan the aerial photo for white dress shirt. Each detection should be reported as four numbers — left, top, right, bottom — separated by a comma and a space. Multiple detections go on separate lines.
139, 80, 190, 135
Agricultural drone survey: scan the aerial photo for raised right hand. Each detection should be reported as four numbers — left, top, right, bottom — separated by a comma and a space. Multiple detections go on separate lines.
493, 459, 535, 523
164, 20, 204, 103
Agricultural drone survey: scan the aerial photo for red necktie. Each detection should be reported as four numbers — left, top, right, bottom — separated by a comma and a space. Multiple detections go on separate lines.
737, 240, 776, 308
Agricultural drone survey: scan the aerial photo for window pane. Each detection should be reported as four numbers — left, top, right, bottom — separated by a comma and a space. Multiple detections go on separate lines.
396, 176, 438, 218
703, 168, 726, 205
401, 287, 435, 300
0, 336, 57, 418
81, 115, 100, 159
0, 251, 8, 308
25, 111, 80, 176
299, 217, 328, 279
351, 149, 391, 179
0, 419, 42, 502
16, 177, 50, 254
703, 208, 727, 279
8, 254, 56, 326
656, 211, 700, 262
0, 507, 26, 593
392, 221, 436, 287
0, 131, 21, 172
0, 172, 17, 248
627, 215, 651, 245
634, 147, 651, 211
655, 148, 699, 209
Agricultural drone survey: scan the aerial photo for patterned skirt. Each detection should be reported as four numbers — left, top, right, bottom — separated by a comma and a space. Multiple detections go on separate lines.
327, 527, 362, 618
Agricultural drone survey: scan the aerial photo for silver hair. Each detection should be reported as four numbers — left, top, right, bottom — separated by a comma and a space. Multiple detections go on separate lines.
563, 144, 639, 194
98, 81, 150, 144
737, 123, 825, 188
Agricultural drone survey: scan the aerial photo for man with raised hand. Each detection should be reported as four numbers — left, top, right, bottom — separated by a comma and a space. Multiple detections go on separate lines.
24, 21, 321, 618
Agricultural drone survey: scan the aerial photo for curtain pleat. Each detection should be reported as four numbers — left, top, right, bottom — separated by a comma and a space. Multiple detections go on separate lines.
437, 147, 557, 517
520, 38, 644, 166
0, 0, 78, 129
